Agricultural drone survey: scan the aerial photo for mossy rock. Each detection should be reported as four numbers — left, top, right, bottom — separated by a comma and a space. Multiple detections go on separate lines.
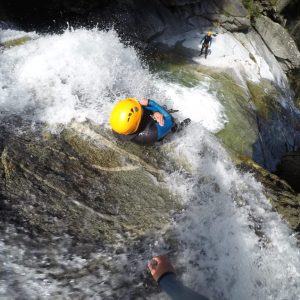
247, 79, 282, 119
1, 36, 32, 48
210, 72, 258, 157
242, 0, 263, 18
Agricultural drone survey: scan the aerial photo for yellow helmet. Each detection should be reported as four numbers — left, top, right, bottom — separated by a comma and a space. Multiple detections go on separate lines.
109, 98, 142, 135
207, 31, 212, 36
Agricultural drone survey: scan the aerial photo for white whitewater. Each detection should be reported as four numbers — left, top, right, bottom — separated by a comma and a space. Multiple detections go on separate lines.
0, 28, 299, 299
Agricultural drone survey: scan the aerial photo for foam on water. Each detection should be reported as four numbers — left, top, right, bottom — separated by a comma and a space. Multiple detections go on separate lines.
0, 28, 299, 299
163, 82, 227, 132
0, 29, 156, 127
0, 28, 225, 133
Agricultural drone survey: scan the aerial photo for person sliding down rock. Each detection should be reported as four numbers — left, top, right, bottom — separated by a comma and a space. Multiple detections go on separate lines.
199, 31, 213, 59
148, 255, 209, 300
109, 98, 190, 145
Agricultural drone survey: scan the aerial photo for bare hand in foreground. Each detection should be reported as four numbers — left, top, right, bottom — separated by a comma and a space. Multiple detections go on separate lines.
148, 255, 175, 282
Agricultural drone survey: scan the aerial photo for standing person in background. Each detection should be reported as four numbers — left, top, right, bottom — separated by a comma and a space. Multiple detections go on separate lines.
199, 31, 213, 59
148, 255, 209, 300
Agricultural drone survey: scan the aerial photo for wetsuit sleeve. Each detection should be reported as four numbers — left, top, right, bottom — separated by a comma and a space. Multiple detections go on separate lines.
145, 100, 173, 140
159, 273, 209, 300
209, 37, 212, 46
200, 36, 205, 43
146, 100, 169, 118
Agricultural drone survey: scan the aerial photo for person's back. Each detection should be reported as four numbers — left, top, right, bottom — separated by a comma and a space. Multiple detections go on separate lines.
110, 98, 173, 145
113, 107, 158, 145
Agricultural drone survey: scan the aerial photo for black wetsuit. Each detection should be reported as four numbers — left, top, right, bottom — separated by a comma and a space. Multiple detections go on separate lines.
113, 108, 158, 145
112, 99, 174, 145
159, 273, 209, 300
200, 35, 212, 58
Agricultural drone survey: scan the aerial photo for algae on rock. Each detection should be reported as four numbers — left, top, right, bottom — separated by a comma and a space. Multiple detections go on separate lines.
1, 36, 32, 48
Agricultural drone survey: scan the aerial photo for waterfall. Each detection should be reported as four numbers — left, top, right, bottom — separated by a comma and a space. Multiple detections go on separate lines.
0, 27, 299, 300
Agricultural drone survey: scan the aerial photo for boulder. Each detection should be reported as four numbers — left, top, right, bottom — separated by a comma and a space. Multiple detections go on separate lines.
254, 15, 300, 71
214, 0, 248, 17
219, 15, 251, 32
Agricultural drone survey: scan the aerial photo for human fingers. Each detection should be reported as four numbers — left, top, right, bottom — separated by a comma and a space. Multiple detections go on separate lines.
154, 113, 163, 126
148, 256, 164, 272
148, 255, 174, 281
159, 115, 164, 126
140, 98, 148, 106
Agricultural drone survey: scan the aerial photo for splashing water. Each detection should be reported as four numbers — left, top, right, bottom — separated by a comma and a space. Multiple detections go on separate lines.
0, 29, 157, 126
164, 127, 300, 299
0, 28, 224, 130
0, 28, 299, 299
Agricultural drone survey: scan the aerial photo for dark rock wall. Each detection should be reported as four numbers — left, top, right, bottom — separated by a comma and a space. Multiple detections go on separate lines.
0, 0, 249, 33
276, 149, 300, 193
0, 0, 115, 32
0, 0, 298, 34
282, 0, 300, 49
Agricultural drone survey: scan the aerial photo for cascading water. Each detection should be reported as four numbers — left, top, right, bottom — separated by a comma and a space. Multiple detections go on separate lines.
0, 28, 299, 299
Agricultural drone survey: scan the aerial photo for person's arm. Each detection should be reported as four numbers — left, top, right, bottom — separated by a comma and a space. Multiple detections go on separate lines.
148, 256, 209, 300
140, 99, 173, 131
200, 36, 205, 43
145, 100, 170, 119
159, 273, 209, 300
209, 37, 212, 46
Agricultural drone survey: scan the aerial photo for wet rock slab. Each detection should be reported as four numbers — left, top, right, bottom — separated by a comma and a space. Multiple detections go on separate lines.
0, 121, 180, 243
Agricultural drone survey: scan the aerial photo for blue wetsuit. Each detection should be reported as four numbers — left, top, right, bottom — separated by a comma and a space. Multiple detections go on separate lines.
144, 100, 173, 140
159, 273, 209, 300
113, 100, 173, 145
